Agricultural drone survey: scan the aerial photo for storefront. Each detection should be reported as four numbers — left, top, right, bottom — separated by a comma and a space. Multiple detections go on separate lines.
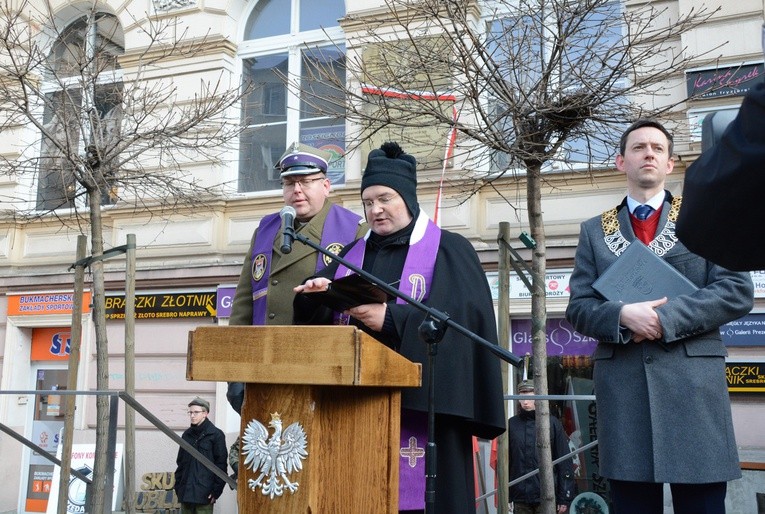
1, 292, 92, 512
0, 287, 240, 514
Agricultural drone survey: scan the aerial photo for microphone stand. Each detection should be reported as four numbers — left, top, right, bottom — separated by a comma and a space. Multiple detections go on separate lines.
289, 228, 522, 514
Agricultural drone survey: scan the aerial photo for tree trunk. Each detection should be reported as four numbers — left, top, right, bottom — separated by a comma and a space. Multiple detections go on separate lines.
527, 164, 555, 514
88, 188, 110, 514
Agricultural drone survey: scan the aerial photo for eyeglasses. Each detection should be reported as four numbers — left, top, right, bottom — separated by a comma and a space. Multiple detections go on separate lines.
187, 410, 206, 416
361, 193, 401, 210
281, 177, 326, 189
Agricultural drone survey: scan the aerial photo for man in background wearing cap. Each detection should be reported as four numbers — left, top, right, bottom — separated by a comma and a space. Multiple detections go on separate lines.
226, 142, 366, 414
506, 381, 574, 514
175, 397, 227, 513
294, 142, 505, 514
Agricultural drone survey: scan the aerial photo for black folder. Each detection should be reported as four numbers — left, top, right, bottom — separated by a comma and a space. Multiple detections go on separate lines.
592, 241, 698, 303
309, 273, 393, 312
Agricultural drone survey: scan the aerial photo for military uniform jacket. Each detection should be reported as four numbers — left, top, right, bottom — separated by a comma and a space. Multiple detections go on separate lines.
565, 192, 753, 483
229, 201, 365, 326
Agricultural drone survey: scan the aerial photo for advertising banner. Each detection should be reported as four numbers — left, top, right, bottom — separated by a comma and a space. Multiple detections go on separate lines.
7, 292, 91, 316
46, 443, 124, 514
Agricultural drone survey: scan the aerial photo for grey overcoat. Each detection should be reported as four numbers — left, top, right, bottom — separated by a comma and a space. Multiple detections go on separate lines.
565, 192, 754, 483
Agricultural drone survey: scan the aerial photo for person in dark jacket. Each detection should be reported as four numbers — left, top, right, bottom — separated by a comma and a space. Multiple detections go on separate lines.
508, 381, 575, 514
293, 142, 506, 514
174, 397, 227, 513
676, 80, 765, 271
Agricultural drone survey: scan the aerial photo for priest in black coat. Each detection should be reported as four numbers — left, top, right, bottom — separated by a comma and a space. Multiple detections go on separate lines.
294, 142, 506, 514
677, 80, 765, 271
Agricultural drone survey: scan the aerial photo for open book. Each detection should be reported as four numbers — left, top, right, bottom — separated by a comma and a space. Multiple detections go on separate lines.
309, 274, 394, 312
592, 241, 698, 303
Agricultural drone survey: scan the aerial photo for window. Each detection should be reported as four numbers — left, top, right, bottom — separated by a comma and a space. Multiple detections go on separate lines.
484, 1, 625, 173
238, 0, 346, 193
688, 105, 740, 150
37, 14, 124, 211
554, 0, 626, 168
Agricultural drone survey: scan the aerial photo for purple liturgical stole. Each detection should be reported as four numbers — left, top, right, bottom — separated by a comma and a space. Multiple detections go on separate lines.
333, 212, 441, 509
335, 212, 441, 303
249, 204, 361, 325
250, 212, 280, 325
398, 409, 428, 510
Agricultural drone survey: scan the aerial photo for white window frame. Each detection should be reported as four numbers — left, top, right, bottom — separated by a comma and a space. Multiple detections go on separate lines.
34, 13, 124, 212
236, 0, 346, 194
480, 0, 627, 175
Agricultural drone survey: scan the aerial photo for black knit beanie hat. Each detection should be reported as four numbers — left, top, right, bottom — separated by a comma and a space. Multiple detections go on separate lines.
361, 142, 419, 217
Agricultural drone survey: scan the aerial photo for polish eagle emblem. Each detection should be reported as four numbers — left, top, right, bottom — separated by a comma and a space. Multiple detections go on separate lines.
241, 412, 308, 498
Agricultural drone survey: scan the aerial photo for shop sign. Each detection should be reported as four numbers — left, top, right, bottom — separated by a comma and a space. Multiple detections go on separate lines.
511, 318, 598, 356
216, 286, 236, 318
487, 270, 571, 300
720, 313, 765, 347
31, 328, 72, 361
686, 63, 764, 99
726, 362, 765, 393
134, 471, 180, 513
7, 291, 92, 316
104, 291, 216, 319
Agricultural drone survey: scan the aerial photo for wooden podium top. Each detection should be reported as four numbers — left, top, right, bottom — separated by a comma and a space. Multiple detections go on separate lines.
187, 325, 421, 387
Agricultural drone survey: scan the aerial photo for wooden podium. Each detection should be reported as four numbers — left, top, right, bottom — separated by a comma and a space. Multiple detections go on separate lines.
187, 325, 421, 514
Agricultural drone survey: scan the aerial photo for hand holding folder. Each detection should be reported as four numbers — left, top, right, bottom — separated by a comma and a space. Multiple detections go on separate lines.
592, 241, 698, 303
308, 274, 393, 312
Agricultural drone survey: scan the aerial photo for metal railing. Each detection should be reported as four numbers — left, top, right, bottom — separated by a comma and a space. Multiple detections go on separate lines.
2, 389, 594, 511
0, 389, 235, 514
475, 392, 598, 506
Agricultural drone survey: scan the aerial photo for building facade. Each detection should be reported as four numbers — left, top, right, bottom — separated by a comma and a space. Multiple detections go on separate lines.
1, 0, 763, 512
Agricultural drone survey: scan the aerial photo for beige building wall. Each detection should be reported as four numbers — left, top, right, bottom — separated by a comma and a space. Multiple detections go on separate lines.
0, 0, 763, 512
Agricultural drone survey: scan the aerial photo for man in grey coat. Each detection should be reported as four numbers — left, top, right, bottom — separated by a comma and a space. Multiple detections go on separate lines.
566, 119, 753, 514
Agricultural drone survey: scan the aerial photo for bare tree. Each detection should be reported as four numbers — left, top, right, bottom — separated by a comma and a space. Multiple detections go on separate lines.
0, 1, 249, 511
295, 0, 721, 512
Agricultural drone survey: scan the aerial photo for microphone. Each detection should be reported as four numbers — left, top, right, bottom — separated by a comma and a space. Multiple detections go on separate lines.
279, 206, 297, 254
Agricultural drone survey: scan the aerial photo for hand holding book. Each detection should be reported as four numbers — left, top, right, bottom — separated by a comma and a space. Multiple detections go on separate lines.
296, 274, 393, 312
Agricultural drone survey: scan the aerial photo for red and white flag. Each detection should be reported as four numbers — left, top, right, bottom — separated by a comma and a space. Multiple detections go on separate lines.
434, 105, 458, 227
